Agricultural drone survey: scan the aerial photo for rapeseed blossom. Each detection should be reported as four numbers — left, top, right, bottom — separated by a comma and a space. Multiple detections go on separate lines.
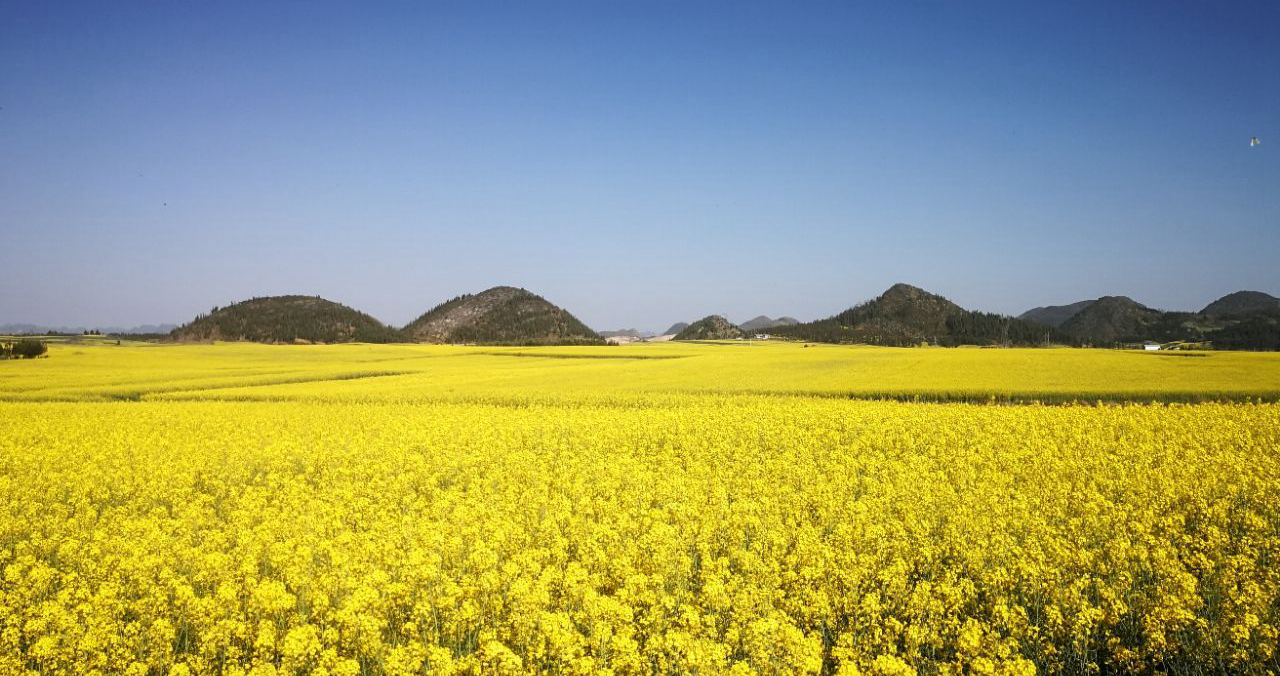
1, 343, 1278, 674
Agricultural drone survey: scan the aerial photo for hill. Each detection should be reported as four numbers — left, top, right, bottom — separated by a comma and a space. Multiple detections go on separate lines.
170, 296, 401, 343
770, 283, 1065, 346
661, 322, 690, 336
1058, 296, 1164, 344
674, 315, 744, 340
1030, 291, 1280, 349
739, 316, 800, 332
1017, 300, 1096, 328
403, 286, 602, 345
1201, 291, 1280, 316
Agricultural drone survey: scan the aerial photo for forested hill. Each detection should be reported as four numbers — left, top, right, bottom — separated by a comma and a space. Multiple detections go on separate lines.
1021, 291, 1280, 350
1201, 291, 1280, 316
403, 286, 603, 345
170, 296, 402, 343
674, 316, 744, 340
770, 283, 1068, 347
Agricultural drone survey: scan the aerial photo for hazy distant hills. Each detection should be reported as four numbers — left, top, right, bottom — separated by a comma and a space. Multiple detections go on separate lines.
403, 286, 602, 345
599, 328, 655, 339
771, 283, 1066, 347
0, 323, 177, 335
675, 315, 744, 340
661, 322, 690, 336
170, 296, 401, 344
738, 315, 800, 332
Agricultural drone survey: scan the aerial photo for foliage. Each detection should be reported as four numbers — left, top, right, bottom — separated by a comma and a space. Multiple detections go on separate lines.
1211, 311, 1280, 351
0, 339, 47, 359
674, 315, 743, 340
170, 296, 403, 344
403, 287, 603, 346
1061, 297, 1280, 350
772, 284, 1069, 347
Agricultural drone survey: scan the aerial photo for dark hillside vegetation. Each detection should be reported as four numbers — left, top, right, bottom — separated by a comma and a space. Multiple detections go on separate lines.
674, 316, 744, 340
1208, 309, 1280, 350
403, 286, 602, 345
170, 296, 402, 343
1040, 291, 1280, 350
1201, 290, 1280, 316
772, 284, 1067, 346
1059, 296, 1163, 344
0, 339, 48, 359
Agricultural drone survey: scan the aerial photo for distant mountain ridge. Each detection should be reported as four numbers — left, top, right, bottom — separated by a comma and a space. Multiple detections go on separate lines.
599, 328, 655, 339
403, 286, 602, 345
1, 323, 177, 335
772, 283, 1064, 347
739, 316, 800, 332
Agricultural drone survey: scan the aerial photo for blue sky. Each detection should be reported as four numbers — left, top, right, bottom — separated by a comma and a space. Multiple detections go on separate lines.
1, 0, 1276, 331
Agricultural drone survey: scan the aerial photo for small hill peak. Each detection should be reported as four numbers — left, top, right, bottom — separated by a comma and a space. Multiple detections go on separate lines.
770, 284, 1065, 346
1093, 295, 1145, 308
883, 282, 926, 295
404, 286, 601, 345
1201, 290, 1280, 316
170, 295, 400, 344
1059, 295, 1160, 343
675, 315, 744, 340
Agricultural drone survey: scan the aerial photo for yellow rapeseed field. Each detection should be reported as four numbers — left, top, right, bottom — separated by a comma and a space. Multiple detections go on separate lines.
1, 342, 1279, 675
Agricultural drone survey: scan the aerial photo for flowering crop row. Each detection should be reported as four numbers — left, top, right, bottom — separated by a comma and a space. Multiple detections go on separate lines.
2, 397, 1278, 675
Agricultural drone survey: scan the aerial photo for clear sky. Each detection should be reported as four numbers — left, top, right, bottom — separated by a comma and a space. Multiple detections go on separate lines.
1, 1, 1276, 332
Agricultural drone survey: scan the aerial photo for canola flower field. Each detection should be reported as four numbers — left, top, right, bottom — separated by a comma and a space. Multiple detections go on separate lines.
2, 342, 1279, 675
